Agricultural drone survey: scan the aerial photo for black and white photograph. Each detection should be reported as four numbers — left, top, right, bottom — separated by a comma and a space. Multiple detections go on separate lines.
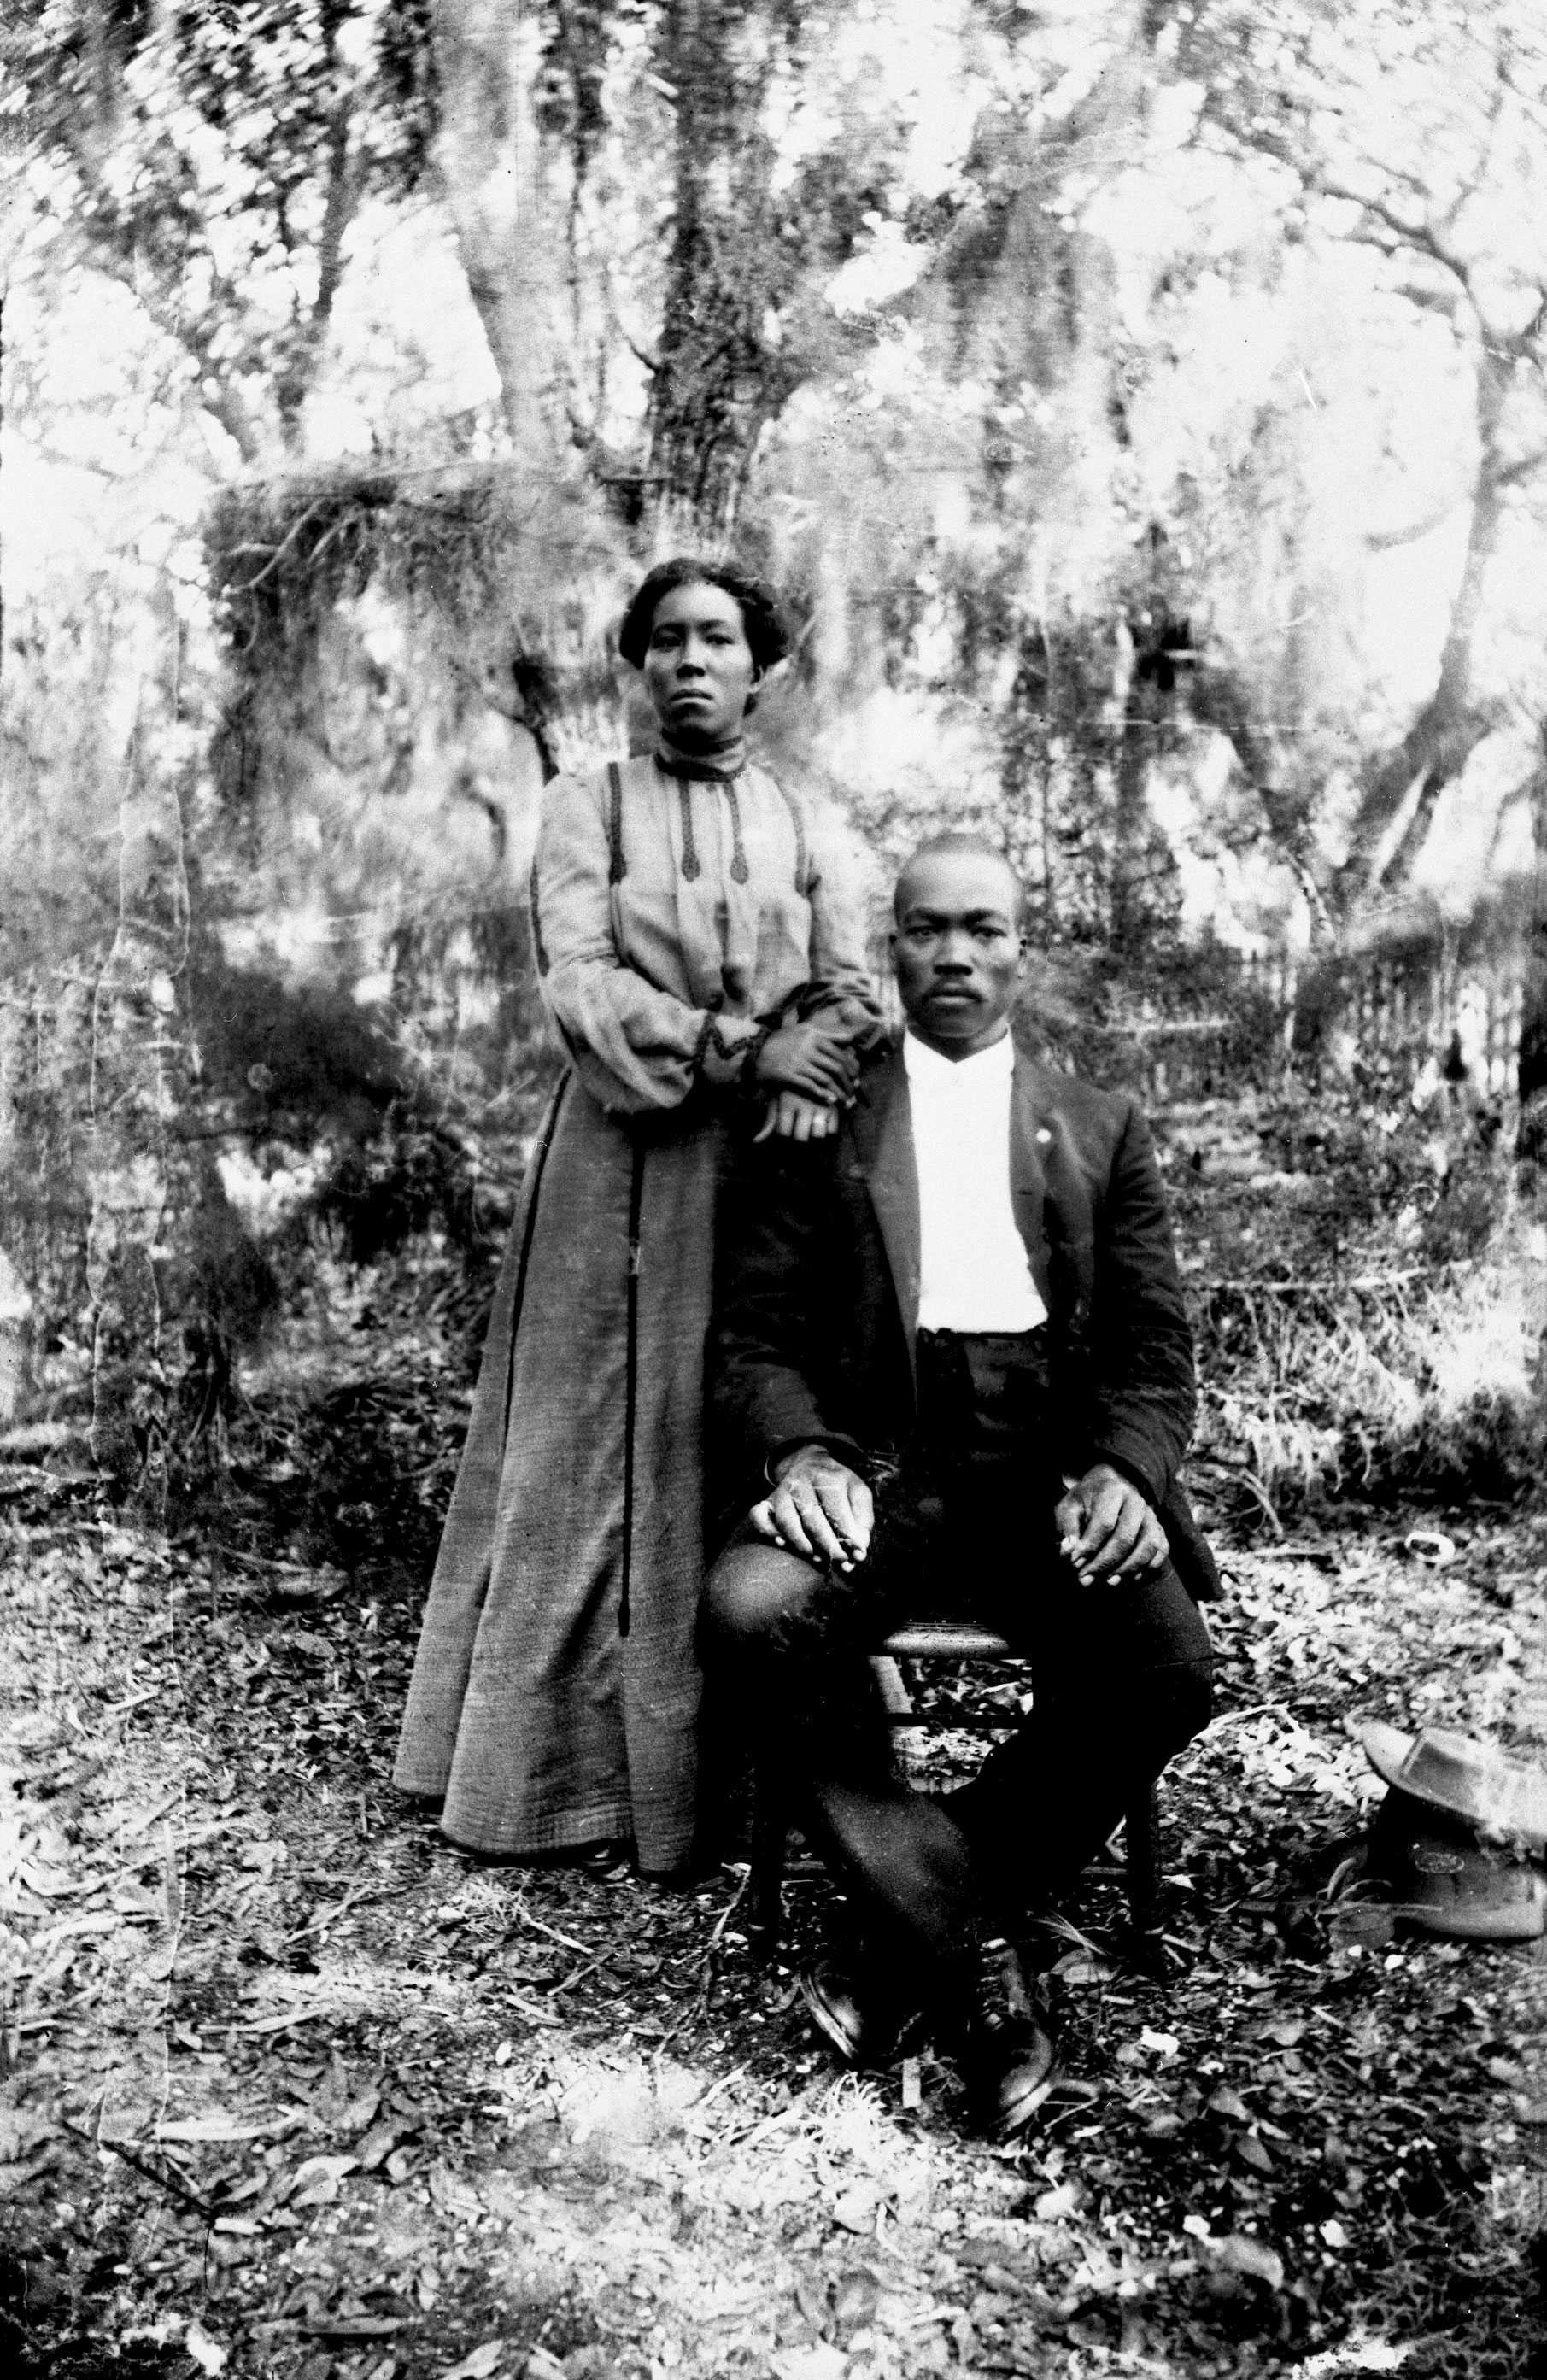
1, 4, 1544, 2375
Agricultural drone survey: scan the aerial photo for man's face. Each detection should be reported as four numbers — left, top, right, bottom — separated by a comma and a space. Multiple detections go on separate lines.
890, 849, 1025, 1057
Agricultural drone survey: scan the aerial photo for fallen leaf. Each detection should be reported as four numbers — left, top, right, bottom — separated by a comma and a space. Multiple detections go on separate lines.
1235, 2133, 1275, 2175
427, 2161, 483, 2221
770, 2349, 849, 2380
1199, 2234, 1285, 2290
356, 2119, 410, 2171
184, 2322, 228, 2375
286, 2153, 359, 2208
1140, 2027, 1180, 2057
833, 2266, 880, 2325
442, 2342, 506, 2380
0, 2112, 58, 2160
304, 2318, 405, 2342
159, 2118, 272, 2143
1050, 1953, 1109, 1985
337, 2089, 383, 2137
19, 1863, 84, 1900
831, 2184, 879, 2234
1204, 2086, 1251, 2124
1034, 2181, 1081, 2221
236, 2004, 333, 2035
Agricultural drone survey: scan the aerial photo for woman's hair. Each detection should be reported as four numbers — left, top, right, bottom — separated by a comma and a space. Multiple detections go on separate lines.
618, 557, 791, 673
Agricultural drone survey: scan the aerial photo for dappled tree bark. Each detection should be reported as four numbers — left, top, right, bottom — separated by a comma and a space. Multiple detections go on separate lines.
275, 3, 357, 448
1515, 749, 1547, 1166
85, 598, 190, 1507
1336, 350, 1515, 904
1187, 664, 1336, 946
7, 0, 431, 463
1166, 2, 1547, 928
429, 0, 565, 469
646, 0, 782, 531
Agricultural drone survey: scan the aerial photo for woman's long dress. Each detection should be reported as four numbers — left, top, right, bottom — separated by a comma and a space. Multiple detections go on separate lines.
393, 750, 877, 1872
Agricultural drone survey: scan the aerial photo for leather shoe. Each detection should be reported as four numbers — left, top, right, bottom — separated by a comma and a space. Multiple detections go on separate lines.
958, 1937, 1058, 2138
800, 1961, 924, 2068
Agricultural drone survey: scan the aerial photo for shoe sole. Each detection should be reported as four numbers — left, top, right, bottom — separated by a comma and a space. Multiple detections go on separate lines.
800, 1973, 863, 2065
994, 2063, 1058, 2139
800, 1974, 928, 2068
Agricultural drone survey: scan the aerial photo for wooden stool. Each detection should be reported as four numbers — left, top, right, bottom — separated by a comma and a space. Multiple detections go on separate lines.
747, 1619, 1162, 1951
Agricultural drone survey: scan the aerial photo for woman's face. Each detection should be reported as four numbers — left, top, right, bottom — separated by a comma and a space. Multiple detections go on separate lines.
641, 581, 759, 743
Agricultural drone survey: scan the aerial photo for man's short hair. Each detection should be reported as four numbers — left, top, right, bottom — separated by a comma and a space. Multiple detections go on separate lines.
893, 834, 1027, 927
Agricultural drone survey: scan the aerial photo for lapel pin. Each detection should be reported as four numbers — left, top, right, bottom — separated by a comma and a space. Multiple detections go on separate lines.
1036, 1128, 1052, 1144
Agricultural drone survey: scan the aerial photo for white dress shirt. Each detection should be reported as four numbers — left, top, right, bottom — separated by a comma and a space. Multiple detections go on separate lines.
903, 1029, 1049, 1334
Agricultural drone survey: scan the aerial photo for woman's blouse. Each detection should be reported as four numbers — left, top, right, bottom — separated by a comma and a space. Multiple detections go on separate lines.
531, 753, 878, 1114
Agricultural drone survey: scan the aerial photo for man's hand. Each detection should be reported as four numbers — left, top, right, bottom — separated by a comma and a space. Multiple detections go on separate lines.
749, 1445, 874, 1572
1055, 1464, 1169, 1586
753, 1091, 841, 1143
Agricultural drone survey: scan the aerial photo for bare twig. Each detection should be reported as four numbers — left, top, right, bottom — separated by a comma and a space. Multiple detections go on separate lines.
227, 498, 330, 595
507, 1896, 594, 1959
60, 2118, 214, 2224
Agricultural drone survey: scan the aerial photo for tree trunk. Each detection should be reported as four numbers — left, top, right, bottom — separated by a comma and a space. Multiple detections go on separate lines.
1517, 751, 1547, 1166
1188, 661, 1335, 946
1110, 647, 1163, 958
646, 0, 789, 534
1334, 349, 1510, 906
277, 4, 356, 448
85, 595, 191, 1509
429, 0, 564, 468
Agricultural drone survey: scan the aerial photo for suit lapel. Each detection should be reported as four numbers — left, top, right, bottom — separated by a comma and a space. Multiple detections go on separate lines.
852, 1044, 922, 1377
1009, 1051, 1053, 1310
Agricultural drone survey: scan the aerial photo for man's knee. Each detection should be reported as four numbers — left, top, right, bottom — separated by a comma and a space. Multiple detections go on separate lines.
1101, 1562, 1214, 1740
701, 1533, 822, 1650
1154, 1651, 1213, 1758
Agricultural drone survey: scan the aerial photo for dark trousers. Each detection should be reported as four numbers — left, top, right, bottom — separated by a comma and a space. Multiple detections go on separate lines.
703, 1329, 1214, 1993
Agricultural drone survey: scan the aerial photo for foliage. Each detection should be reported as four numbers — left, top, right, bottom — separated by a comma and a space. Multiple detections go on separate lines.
3, 0, 440, 454
9, 0, 1547, 1489
0, 1387, 1542, 2377
1157, 1076, 1547, 1516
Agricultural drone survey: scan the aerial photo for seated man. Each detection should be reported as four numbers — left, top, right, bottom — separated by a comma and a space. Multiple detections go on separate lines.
703, 835, 1219, 2138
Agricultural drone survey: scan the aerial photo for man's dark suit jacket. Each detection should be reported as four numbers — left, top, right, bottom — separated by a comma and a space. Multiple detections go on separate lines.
710, 1033, 1222, 1603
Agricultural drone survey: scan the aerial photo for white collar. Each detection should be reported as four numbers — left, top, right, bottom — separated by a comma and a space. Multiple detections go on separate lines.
902, 1026, 1015, 1089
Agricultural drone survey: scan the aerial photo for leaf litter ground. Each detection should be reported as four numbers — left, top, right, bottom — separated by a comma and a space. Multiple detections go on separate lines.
2, 1274, 1544, 2380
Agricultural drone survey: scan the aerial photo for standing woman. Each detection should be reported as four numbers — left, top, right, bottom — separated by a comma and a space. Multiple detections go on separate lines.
395, 560, 881, 1876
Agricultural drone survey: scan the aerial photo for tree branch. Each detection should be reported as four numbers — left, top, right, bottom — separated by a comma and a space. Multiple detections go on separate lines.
1364, 496, 1466, 551
277, 87, 355, 443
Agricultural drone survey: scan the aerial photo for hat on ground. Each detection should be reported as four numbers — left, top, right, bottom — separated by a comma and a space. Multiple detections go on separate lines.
1359, 1721, 1547, 1854
1389, 1829, 1546, 1942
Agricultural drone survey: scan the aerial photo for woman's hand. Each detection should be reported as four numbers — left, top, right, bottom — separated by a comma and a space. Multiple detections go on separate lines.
753, 1093, 841, 1144
753, 1019, 860, 1104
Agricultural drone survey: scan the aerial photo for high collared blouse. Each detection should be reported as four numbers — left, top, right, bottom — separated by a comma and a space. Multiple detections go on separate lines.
530, 751, 879, 1113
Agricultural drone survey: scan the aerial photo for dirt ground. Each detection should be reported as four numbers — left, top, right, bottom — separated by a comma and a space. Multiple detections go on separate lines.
3, 1375, 1544, 2378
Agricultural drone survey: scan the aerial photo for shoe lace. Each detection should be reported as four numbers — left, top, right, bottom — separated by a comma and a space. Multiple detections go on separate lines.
974, 1934, 1034, 2033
